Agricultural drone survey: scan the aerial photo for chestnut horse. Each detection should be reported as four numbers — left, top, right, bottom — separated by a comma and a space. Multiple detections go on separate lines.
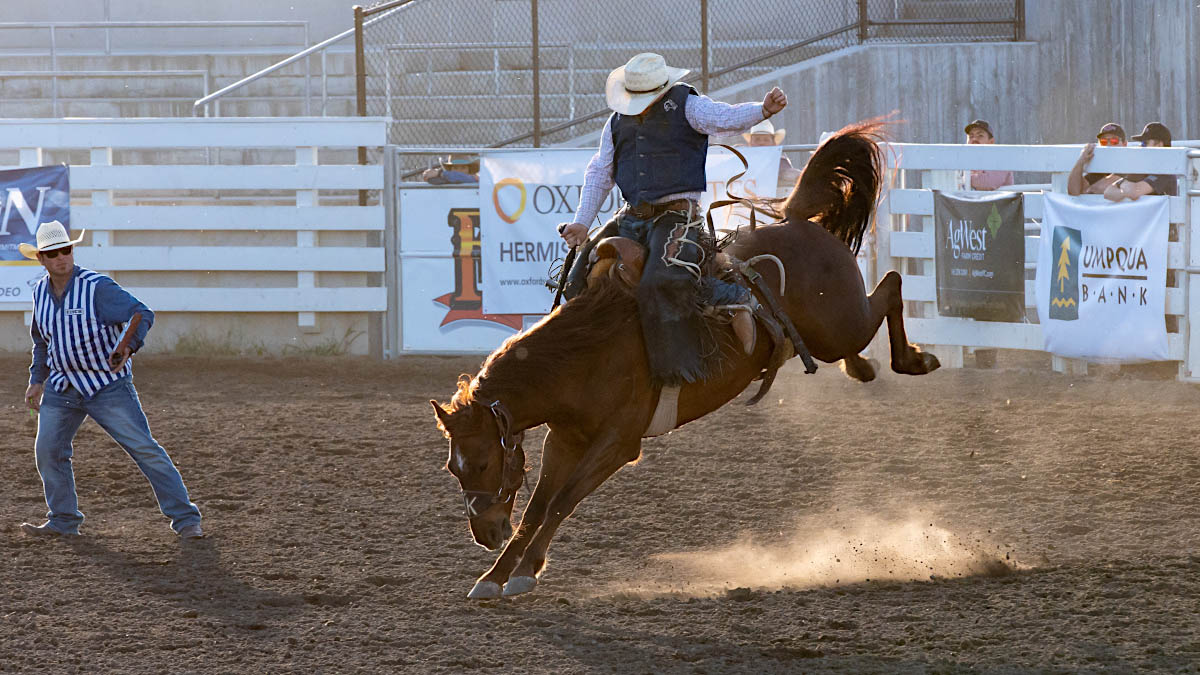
431, 121, 940, 599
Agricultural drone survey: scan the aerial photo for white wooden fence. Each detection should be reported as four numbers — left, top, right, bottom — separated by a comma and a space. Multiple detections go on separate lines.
0, 117, 387, 355
872, 143, 1200, 380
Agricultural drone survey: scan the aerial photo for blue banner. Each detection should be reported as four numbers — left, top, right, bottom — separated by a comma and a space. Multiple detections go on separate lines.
0, 165, 70, 303
0, 165, 71, 262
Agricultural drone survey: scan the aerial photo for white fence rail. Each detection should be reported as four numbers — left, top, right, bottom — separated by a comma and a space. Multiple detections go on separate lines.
0, 117, 387, 355
874, 143, 1200, 379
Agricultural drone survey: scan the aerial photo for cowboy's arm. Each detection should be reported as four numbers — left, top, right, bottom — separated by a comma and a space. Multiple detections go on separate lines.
95, 278, 154, 353
561, 118, 616, 245
684, 94, 767, 136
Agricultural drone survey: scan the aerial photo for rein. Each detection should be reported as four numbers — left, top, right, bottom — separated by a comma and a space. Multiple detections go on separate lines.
461, 399, 527, 519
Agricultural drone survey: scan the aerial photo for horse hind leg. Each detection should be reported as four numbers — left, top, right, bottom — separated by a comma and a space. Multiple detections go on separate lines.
840, 353, 878, 382
868, 271, 940, 375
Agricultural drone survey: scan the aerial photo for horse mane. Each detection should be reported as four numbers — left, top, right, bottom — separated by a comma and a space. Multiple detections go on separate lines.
447, 279, 639, 412
741, 119, 888, 255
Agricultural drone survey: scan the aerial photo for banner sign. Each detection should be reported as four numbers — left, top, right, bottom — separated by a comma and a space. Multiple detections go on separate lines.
479, 146, 784, 315
933, 190, 1025, 321
0, 165, 70, 302
398, 188, 532, 353
1036, 193, 1169, 362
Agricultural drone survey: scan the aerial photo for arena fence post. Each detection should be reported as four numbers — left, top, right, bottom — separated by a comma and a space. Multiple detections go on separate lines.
532, 0, 541, 148
354, 5, 368, 207
700, 0, 709, 94
857, 0, 869, 43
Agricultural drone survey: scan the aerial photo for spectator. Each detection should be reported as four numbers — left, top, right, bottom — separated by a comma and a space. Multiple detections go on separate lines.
1102, 122, 1178, 202
422, 155, 479, 185
1067, 122, 1126, 196
962, 120, 1014, 191
741, 119, 802, 192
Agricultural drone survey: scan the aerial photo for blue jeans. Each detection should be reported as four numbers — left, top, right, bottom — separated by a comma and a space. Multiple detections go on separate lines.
34, 375, 201, 535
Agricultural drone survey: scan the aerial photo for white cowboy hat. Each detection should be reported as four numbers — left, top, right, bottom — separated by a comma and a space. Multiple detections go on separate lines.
605, 53, 690, 116
742, 119, 786, 145
19, 220, 85, 260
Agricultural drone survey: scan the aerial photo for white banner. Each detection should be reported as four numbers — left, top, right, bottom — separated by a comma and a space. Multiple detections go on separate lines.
398, 188, 531, 353
1036, 192, 1169, 362
479, 146, 784, 315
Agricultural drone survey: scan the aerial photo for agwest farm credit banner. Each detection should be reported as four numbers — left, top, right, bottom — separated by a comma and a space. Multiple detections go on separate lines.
1035, 193, 1169, 362
479, 146, 782, 315
0, 165, 70, 302
933, 190, 1025, 322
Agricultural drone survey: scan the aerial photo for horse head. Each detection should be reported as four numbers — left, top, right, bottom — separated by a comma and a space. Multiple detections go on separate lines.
431, 398, 526, 550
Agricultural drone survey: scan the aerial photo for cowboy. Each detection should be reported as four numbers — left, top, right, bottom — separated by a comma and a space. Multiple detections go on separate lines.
557, 52, 788, 387
19, 220, 204, 540
422, 155, 480, 185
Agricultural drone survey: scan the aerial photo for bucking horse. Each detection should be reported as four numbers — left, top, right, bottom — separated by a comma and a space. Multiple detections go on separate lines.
431, 120, 940, 599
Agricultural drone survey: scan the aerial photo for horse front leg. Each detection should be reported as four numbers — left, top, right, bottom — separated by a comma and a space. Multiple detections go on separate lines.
502, 435, 642, 597
868, 270, 940, 375
468, 429, 582, 599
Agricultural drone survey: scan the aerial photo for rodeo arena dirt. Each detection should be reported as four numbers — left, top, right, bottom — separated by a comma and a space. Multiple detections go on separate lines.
0, 353, 1198, 673
5, 1, 1200, 674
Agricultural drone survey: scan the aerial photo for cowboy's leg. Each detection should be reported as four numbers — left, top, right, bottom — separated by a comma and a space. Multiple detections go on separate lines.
33, 385, 89, 534
83, 377, 201, 533
637, 208, 716, 385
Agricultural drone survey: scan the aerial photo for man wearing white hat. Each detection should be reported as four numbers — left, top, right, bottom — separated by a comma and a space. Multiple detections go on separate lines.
19, 220, 204, 540
558, 52, 788, 386
743, 118, 801, 191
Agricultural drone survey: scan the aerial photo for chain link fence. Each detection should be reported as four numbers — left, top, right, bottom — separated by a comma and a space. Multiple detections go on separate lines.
358, 0, 1021, 174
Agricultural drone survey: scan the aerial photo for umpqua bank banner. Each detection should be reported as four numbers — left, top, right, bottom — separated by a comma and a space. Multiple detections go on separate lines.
0, 165, 70, 302
479, 146, 785, 315
1035, 192, 1169, 362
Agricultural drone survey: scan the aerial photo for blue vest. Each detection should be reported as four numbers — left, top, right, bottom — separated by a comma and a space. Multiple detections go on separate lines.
611, 84, 708, 205
32, 268, 132, 398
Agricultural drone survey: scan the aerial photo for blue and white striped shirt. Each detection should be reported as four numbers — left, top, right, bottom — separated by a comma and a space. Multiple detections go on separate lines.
29, 266, 154, 399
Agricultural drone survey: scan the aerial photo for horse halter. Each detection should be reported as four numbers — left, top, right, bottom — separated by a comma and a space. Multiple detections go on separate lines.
461, 400, 527, 519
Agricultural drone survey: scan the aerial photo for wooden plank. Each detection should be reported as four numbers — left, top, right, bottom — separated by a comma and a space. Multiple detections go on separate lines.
886, 189, 1186, 223
40, 165, 385, 191
73, 246, 385, 272
888, 143, 1191, 176
0, 117, 389, 149
903, 274, 1186, 315
72, 206, 384, 230
907, 317, 1184, 357
129, 288, 387, 312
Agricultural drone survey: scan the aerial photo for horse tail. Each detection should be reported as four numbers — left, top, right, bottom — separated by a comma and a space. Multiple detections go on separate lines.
782, 119, 887, 255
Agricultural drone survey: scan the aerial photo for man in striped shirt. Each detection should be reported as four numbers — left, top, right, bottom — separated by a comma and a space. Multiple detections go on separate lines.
19, 220, 203, 540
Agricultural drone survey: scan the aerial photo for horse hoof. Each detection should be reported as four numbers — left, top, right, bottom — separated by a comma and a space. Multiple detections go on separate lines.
922, 352, 941, 372
502, 576, 538, 597
467, 581, 502, 599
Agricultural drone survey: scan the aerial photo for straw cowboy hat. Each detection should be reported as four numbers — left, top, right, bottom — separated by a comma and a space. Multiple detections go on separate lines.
743, 119, 786, 145
605, 53, 690, 116
19, 220, 85, 260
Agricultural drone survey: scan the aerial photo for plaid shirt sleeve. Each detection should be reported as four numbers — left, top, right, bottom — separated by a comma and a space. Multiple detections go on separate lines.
571, 116, 617, 227
684, 94, 767, 136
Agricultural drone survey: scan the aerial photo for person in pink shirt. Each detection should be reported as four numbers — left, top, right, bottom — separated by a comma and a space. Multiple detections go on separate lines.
964, 120, 1014, 191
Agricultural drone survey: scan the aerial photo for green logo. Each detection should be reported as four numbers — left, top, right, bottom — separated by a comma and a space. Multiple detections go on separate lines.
986, 204, 1002, 238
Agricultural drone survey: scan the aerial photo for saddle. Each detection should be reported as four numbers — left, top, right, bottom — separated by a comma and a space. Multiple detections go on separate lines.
584, 235, 814, 403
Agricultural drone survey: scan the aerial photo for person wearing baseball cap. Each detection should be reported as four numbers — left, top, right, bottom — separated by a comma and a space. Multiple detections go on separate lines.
962, 120, 1013, 191
1105, 122, 1177, 201
1067, 122, 1127, 196
19, 220, 204, 541
555, 52, 790, 384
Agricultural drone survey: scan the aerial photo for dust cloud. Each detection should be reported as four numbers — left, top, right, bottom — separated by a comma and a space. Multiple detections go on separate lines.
602, 511, 1021, 598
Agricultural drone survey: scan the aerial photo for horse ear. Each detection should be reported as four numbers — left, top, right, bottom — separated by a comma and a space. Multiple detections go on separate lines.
430, 400, 451, 427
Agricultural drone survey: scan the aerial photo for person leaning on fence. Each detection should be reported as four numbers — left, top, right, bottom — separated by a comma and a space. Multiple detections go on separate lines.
961, 119, 1014, 191
422, 155, 480, 185
19, 220, 204, 541
1067, 122, 1127, 196
556, 52, 788, 386
742, 118, 802, 192
1100, 122, 1178, 202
